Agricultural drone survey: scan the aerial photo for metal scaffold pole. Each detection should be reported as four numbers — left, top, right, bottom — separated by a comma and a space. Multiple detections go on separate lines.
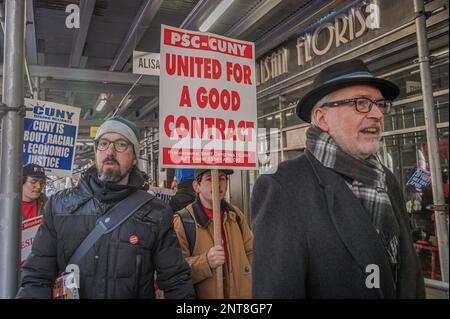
413, 0, 449, 283
0, 0, 25, 298
150, 128, 155, 180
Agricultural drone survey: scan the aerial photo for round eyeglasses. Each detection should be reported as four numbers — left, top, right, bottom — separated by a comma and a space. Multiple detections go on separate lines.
96, 138, 130, 153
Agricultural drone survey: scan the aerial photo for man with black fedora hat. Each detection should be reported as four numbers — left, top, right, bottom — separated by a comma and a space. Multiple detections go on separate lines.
251, 59, 425, 298
173, 169, 254, 298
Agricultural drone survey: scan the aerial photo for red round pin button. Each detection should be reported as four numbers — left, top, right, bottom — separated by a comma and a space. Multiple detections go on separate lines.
129, 235, 139, 245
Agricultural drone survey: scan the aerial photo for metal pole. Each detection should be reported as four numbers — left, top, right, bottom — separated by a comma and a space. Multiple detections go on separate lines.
278, 95, 284, 162
1, 4, 33, 98
424, 278, 449, 293
0, 0, 25, 298
413, 0, 449, 283
150, 128, 155, 180
242, 170, 250, 219
143, 128, 149, 175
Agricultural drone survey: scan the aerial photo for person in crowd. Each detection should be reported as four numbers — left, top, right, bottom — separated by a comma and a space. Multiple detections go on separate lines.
17, 116, 195, 299
169, 168, 196, 212
170, 176, 178, 192
251, 59, 425, 298
405, 184, 422, 215
173, 169, 253, 298
22, 163, 47, 220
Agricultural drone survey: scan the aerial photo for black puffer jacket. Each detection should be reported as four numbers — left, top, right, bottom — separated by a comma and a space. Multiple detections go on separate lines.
17, 166, 195, 299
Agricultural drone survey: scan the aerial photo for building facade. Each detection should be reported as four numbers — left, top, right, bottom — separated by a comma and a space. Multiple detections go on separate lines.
254, 0, 447, 177
143, 0, 448, 223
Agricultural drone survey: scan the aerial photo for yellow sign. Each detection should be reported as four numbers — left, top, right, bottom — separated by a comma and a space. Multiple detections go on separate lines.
90, 126, 98, 138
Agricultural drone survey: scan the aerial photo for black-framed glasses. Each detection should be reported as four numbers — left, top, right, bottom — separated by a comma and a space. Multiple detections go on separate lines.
96, 138, 130, 153
320, 97, 392, 114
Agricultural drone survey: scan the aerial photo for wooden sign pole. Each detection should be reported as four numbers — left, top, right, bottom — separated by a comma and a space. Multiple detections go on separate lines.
211, 169, 224, 299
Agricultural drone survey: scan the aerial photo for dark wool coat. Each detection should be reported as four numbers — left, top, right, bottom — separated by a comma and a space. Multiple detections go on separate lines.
251, 151, 425, 299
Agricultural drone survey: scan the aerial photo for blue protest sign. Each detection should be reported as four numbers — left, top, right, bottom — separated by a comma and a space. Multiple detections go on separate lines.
148, 187, 175, 203
23, 99, 81, 177
406, 168, 432, 191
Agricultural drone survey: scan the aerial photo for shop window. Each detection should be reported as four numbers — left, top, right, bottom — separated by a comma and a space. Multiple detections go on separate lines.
384, 95, 448, 132
431, 61, 449, 92
384, 116, 394, 132
258, 114, 280, 130
379, 128, 449, 280
257, 99, 279, 117
435, 96, 449, 124
387, 68, 422, 100
282, 109, 303, 127
384, 59, 448, 101
283, 126, 308, 149
414, 108, 425, 127
380, 128, 448, 189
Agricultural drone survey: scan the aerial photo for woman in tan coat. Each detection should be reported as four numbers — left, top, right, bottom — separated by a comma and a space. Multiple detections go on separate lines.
173, 169, 253, 299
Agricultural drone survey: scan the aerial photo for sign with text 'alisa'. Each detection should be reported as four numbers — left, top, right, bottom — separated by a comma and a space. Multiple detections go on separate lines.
24, 99, 80, 177
159, 25, 257, 170
133, 50, 160, 76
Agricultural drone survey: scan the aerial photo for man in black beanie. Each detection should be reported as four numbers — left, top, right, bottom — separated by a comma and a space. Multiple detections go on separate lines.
17, 116, 195, 299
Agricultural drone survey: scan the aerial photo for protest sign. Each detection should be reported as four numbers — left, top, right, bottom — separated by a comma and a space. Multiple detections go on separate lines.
148, 186, 175, 203
21, 215, 43, 266
24, 99, 80, 177
159, 25, 257, 170
407, 168, 432, 191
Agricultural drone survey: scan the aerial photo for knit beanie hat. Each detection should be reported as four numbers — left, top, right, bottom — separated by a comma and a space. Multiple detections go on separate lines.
94, 116, 140, 156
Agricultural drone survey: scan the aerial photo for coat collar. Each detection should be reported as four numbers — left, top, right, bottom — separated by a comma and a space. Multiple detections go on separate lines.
305, 151, 396, 298
191, 198, 236, 228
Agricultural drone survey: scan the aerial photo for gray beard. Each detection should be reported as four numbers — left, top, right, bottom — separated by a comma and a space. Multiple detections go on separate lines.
98, 167, 122, 183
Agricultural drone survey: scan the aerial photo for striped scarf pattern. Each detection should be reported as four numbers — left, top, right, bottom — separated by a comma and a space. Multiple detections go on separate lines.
306, 125, 400, 283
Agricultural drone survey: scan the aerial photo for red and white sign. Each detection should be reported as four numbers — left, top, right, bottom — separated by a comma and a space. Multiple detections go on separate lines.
159, 25, 257, 169
21, 215, 43, 266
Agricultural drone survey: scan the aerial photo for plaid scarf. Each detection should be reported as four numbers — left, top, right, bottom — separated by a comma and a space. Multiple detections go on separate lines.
306, 126, 400, 283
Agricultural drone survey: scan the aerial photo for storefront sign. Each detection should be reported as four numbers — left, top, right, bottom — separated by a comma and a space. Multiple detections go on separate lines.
256, 2, 381, 85
159, 25, 258, 169
257, 48, 288, 85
